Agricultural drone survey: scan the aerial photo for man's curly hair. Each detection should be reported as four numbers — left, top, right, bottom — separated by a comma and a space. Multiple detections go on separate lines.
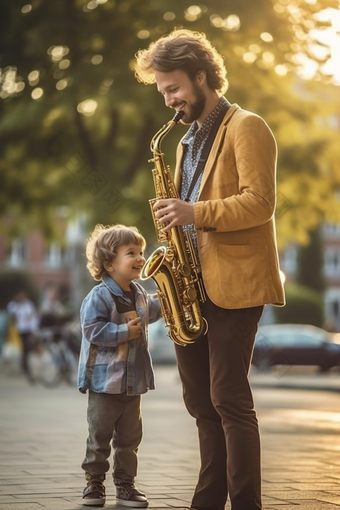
85, 224, 146, 281
134, 29, 228, 94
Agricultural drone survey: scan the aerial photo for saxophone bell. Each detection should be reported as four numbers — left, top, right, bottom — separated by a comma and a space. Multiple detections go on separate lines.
141, 246, 167, 280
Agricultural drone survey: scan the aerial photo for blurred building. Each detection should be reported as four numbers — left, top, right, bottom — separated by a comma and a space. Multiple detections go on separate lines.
0, 230, 69, 290
322, 224, 340, 327
279, 223, 340, 330
2, 217, 340, 327
0, 214, 92, 312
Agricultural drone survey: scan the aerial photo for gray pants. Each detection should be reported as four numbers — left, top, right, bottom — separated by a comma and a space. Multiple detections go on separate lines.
82, 390, 142, 484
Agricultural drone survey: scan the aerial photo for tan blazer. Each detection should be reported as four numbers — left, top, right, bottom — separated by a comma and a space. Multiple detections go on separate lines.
174, 104, 285, 309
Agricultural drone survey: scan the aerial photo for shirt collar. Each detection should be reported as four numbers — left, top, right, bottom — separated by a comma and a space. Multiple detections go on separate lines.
182, 96, 229, 146
102, 274, 139, 297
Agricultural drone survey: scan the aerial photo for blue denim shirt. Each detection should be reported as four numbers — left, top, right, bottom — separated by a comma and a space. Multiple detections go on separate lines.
78, 275, 161, 396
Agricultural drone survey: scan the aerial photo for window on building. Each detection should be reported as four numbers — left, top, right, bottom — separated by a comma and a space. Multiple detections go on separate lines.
323, 223, 340, 239
324, 288, 340, 331
324, 248, 340, 278
281, 246, 297, 275
45, 243, 67, 268
8, 238, 26, 267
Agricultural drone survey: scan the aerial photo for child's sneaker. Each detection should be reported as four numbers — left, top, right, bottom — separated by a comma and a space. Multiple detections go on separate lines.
116, 484, 148, 508
81, 480, 106, 506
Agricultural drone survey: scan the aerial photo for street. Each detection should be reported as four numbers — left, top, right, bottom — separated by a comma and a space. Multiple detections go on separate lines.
254, 379, 340, 509
0, 366, 340, 509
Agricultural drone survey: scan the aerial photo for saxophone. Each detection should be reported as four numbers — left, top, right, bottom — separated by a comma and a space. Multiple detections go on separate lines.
141, 110, 208, 346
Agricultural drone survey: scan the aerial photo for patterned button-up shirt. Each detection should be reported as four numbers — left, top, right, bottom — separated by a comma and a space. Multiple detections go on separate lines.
180, 96, 229, 258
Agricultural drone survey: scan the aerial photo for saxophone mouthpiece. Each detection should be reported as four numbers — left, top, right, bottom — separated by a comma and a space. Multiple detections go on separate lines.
173, 109, 185, 123
168, 109, 185, 128
172, 110, 184, 124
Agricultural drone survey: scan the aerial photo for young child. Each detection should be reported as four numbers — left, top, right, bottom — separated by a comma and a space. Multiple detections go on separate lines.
78, 224, 161, 508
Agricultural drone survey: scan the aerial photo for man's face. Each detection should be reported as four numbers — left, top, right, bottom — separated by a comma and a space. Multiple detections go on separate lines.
155, 69, 206, 124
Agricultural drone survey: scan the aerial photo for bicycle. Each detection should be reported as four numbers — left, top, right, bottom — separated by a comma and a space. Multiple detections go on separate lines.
27, 324, 79, 387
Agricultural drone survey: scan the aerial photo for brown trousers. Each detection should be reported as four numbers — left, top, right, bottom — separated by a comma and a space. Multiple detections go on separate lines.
175, 296, 263, 510
81, 391, 142, 484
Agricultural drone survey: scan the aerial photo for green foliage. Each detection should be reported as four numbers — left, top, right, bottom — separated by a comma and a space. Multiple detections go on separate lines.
0, 270, 40, 307
0, 0, 340, 246
274, 282, 324, 327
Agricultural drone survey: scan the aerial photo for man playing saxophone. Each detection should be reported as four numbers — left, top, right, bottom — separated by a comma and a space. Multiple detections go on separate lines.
134, 29, 285, 510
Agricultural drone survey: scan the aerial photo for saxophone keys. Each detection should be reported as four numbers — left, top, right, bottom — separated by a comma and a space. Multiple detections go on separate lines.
166, 248, 174, 262
177, 263, 191, 277
183, 287, 197, 303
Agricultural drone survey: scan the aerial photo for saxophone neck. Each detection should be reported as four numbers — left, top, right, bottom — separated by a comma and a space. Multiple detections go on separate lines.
151, 110, 184, 153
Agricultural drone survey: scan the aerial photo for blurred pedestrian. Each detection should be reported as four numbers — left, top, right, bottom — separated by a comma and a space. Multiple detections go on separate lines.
0, 307, 10, 359
78, 224, 161, 507
7, 290, 39, 376
40, 284, 72, 324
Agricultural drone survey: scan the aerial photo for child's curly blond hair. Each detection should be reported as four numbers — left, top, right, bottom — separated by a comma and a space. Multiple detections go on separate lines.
85, 224, 146, 281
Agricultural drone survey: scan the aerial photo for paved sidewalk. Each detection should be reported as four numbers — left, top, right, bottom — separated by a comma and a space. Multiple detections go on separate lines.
250, 365, 340, 393
0, 365, 340, 510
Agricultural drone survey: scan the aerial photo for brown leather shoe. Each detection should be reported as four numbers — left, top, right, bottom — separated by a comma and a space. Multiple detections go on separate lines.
81, 480, 106, 506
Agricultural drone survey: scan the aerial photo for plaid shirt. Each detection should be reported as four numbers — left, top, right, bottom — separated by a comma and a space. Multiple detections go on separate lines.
78, 275, 161, 396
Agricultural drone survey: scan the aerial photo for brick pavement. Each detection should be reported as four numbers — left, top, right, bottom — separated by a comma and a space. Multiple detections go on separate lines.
0, 365, 340, 510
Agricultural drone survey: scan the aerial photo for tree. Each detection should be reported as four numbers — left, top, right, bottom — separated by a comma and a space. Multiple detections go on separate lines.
296, 225, 325, 292
0, 0, 339, 246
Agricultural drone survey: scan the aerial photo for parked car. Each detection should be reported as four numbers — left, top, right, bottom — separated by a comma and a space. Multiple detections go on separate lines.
148, 319, 177, 364
252, 323, 340, 372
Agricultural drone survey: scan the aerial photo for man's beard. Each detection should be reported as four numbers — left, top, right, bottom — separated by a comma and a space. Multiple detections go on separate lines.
182, 84, 206, 124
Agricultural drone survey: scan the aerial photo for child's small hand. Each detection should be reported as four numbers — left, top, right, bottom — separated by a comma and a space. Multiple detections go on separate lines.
127, 317, 142, 340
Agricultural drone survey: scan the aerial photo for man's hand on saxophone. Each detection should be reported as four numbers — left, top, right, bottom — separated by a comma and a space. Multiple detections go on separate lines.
154, 198, 195, 232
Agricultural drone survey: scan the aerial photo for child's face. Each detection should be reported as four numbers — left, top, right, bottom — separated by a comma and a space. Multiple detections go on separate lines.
105, 243, 146, 291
